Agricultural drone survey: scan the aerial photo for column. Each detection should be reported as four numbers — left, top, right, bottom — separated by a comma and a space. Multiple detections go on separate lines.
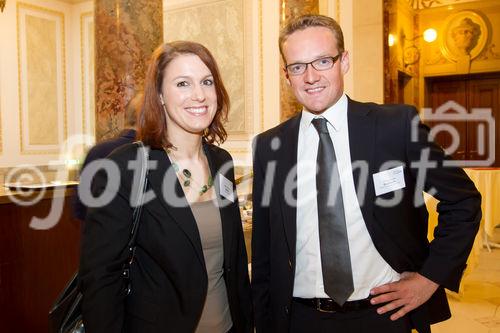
280, 0, 319, 121
94, 0, 163, 140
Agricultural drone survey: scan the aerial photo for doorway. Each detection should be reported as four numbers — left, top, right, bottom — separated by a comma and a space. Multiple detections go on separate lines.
425, 73, 500, 167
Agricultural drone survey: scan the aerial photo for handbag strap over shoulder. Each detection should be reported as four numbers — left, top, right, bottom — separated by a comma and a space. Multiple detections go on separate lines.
128, 141, 149, 248
126, 141, 149, 263
50, 141, 151, 332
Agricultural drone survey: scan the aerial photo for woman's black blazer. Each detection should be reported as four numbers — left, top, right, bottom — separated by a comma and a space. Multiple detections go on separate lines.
79, 143, 253, 333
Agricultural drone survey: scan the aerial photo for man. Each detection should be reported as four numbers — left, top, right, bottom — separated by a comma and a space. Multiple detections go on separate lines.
73, 93, 142, 221
251, 15, 481, 333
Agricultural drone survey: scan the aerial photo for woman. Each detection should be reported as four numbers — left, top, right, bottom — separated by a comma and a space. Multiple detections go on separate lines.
79, 41, 252, 333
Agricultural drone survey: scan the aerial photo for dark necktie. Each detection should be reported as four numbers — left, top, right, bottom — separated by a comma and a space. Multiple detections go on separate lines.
311, 117, 354, 306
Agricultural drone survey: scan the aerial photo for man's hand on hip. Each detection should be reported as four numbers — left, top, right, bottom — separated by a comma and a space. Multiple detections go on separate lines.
369, 271, 439, 321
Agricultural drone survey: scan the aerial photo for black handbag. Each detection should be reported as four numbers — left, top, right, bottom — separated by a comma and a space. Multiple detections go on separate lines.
49, 142, 150, 333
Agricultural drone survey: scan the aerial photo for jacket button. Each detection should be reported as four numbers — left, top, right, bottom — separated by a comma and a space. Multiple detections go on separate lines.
226, 267, 231, 273
284, 306, 289, 315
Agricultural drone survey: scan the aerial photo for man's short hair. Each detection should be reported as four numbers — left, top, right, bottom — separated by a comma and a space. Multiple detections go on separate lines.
279, 14, 345, 63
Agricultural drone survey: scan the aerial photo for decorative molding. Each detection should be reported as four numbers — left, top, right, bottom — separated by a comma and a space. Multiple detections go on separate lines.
80, 11, 94, 138
259, 0, 264, 132
408, 0, 442, 9
408, 0, 482, 9
440, 10, 488, 62
17, 2, 67, 155
425, 49, 450, 65
0, 95, 2, 155
0, 53, 3, 154
58, 0, 89, 4
476, 43, 500, 61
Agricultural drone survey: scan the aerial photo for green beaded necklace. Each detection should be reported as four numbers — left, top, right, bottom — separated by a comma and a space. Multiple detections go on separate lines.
164, 147, 214, 195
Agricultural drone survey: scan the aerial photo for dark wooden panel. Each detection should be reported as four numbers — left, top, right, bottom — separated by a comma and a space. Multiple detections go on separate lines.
425, 73, 500, 167
0, 192, 80, 332
469, 78, 500, 166
426, 78, 467, 161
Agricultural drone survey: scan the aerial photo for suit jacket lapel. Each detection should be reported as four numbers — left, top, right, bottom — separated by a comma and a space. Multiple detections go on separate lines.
278, 114, 301, 261
203, 143, 234, 269
347, 98, 376, 222
147, 148, 205, 267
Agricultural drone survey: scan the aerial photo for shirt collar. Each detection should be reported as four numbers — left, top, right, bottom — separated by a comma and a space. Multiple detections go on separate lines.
300, 93, 348, 133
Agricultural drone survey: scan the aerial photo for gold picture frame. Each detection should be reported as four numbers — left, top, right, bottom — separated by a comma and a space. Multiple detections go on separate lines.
441, 10, 488, 62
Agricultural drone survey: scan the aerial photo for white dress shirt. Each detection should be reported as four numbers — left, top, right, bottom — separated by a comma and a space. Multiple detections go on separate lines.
293, 94, 400, 300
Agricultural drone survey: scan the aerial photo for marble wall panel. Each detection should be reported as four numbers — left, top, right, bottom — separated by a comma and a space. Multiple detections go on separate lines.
279, 0, 319, 121
17, 3, 67, 154
94, 0, 163, 140
164, 0, 253, 138
26, 15, 58, 145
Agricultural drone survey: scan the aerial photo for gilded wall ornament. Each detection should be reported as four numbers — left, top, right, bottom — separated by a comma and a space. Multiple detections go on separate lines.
440, 11, 488, 62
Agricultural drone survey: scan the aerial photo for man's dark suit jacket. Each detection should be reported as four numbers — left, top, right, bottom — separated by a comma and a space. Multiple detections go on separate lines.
74, 129, 137, 221
251, 99, 481, 333
80, 143, 253, 333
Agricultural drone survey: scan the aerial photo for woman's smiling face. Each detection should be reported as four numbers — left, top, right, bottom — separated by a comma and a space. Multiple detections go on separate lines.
160, 53, 217, 137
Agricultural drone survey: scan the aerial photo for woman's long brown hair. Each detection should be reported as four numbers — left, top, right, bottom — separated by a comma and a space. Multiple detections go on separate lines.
138, 41, 229, 148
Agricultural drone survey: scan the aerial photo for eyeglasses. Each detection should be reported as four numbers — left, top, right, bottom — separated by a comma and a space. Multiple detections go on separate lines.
285, 54, 341, 76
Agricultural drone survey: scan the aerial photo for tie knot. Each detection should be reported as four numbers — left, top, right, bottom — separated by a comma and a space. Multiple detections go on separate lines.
311, 118, 329, 134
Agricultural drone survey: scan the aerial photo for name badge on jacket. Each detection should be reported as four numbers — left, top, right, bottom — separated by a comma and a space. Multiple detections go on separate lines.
219, 174, 235, 202
372, 165, 406, 196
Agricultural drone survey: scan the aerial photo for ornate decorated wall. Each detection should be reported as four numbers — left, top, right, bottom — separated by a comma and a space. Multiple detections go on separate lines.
0, 0, 385, 171
0, 0, 93, 176
385, 0, 500, 107
419, 0, 500, 77
384, 0, 420, 105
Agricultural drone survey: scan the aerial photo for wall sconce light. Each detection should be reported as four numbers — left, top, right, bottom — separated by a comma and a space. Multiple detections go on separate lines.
388, 33, 396, 47
0, 0, 6, 13
401, 28, 437, 67
423, 28, 437, 43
